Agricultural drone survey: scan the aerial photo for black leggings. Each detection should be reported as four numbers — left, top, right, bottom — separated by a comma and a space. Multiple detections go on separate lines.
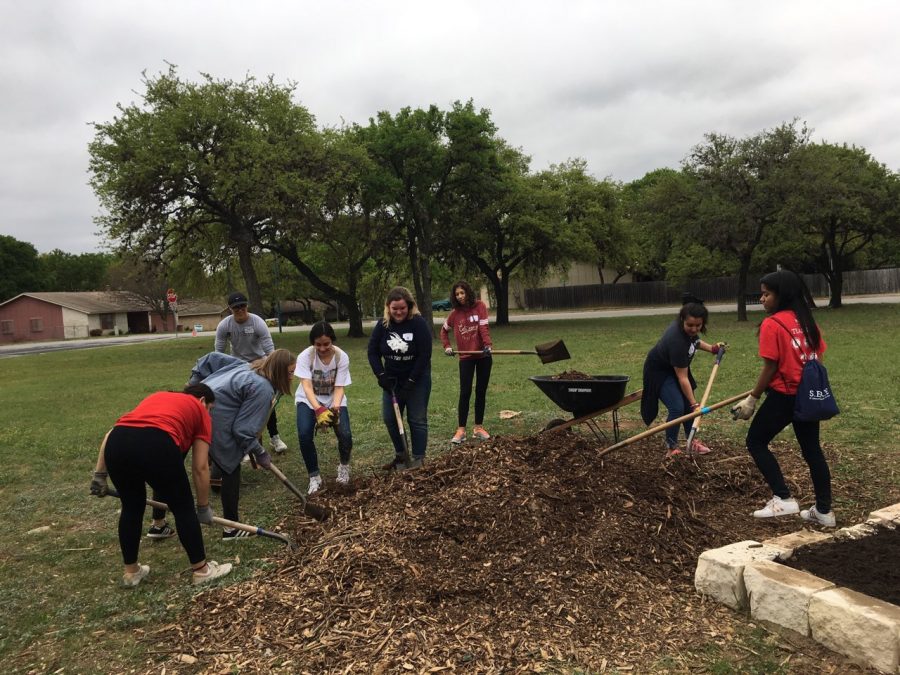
746, 389, 832, 513
458, 356, 493, 427
266, 408, 279, 438
215, 460, 243, 523
104, 426, 205, 565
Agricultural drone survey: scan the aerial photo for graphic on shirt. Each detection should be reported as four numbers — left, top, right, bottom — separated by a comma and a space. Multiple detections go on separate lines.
387, 332, 409, 354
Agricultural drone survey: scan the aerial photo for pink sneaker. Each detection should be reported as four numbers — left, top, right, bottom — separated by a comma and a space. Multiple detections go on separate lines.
689, 439, 711, 455
472, 426, 491, 441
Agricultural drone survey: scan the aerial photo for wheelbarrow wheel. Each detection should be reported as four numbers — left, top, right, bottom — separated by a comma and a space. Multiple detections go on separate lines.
542, 418, 569, 431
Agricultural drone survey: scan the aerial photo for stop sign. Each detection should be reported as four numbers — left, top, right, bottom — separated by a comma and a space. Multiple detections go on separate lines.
166, 289, 177, 304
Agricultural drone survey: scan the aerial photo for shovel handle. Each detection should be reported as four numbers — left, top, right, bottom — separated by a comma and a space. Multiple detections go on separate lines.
598, 390, 752, 459
687, 347, 726, 444
454, 350, 534, 355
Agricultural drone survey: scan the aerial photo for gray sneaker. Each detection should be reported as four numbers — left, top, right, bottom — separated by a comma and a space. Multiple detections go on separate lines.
122, 564, 150, 588
192, 560, 233, 585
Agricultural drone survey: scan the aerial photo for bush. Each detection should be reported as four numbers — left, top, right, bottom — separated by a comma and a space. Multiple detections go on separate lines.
89, 329, 102, 337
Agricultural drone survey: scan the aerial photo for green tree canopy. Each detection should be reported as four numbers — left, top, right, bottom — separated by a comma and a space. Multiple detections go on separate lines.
0, 235, 42, 301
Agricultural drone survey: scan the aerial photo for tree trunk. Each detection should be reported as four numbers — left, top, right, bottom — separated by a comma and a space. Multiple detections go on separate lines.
344, 274, 365, 337
828, 267, 843, 308
406, 220, 435, 337
497, 273, 511, 326
235, 239, 264, 316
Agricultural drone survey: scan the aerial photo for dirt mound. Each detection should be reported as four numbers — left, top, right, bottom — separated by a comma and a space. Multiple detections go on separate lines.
157, 432, 875, 672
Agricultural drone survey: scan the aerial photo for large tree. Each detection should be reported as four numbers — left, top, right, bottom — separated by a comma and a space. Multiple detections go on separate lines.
39, 250, 112, 292
781, 142, 900, 307
684, 120, 811, 320
0, 235, 42, 301
89, 65, 323, 316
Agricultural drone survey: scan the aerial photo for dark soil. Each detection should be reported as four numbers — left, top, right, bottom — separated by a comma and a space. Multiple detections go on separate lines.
551, 370, 594, 380
154, 431, 891, 673
781, 525, 900, 605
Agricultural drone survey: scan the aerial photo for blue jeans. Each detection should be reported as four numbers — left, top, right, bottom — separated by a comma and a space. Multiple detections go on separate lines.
381, 372, 431, 458
296, 404, 353, 477
659, 375, 693, 449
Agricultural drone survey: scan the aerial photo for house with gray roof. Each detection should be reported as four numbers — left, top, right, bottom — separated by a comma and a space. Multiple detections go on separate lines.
0, 292, 225, 343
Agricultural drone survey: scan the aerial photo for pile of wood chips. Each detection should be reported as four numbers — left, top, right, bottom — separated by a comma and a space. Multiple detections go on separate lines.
154, 430, 873, 673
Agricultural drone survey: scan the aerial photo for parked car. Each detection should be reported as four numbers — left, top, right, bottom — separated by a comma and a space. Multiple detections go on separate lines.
431, 298, 452, 311
265, 317, 279, 327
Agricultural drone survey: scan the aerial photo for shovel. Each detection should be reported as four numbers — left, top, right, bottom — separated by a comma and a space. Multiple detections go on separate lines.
250, 456, 331, 522
106, 489, 297, 550
453, 339, 570, 365
597, 390, 752, 459
389, 381, 413, 469
685, 347, 726, 451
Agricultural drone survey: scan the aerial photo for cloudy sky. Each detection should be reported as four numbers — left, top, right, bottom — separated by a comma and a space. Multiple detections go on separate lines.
3, 1, 899, 254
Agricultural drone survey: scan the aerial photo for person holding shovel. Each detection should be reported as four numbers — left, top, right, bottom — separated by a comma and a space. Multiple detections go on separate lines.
641, 294, 726, 457
188, 348, 296, 538
368, 286, 432, 470
440, 280, 494, 444
295, 321, 353, 494
731, 270, 835, 526
90, 384, 233, 587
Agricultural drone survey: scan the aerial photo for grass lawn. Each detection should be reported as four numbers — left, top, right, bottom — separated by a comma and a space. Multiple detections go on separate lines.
1, 304, 897, 672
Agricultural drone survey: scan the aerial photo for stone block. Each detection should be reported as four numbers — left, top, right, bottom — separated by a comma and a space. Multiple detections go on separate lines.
761, 530, 831, 559
809, 587, 900, 674
744, 560, 834, 636
868, 502, 900, 525
694, 540, 781, 611
833, 523, 879, 541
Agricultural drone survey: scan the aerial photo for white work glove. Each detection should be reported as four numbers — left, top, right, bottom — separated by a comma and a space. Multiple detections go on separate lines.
731, 394, 759, 420
444, 347, 454, 356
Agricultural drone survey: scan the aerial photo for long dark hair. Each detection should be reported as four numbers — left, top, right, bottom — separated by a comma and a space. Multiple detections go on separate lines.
760, 270, 821, 350
450, 280, 476, 309
677, 292, 708, 333
309, 321, 337, 344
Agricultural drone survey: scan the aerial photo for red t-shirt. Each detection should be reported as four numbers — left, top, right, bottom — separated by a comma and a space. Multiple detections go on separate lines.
759, 310, 827, 395
115, 392, 212, 453
440, 300, 493, 360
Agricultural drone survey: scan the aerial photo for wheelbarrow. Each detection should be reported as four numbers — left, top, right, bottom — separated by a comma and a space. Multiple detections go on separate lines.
530, 374, 641, 443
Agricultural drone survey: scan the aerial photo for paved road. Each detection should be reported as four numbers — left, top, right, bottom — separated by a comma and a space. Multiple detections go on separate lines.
3, 293, 897, 358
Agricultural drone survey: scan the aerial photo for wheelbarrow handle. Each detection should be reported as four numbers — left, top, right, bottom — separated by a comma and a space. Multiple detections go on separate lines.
453, 350, 535, 355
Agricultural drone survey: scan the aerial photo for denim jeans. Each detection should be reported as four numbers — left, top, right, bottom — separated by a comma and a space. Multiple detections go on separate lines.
296, 404, 353, 476
382, 371, 431, 458
746, 389, 831, 512
658, 375, 693, 448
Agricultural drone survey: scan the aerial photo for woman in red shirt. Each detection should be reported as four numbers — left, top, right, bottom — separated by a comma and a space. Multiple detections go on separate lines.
440, 280, 493, 444
731, 270, 835, 526
90, 384, 232, 586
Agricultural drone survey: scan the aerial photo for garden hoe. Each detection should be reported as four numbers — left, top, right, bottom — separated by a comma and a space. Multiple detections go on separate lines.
106, 489, 297, 550
597, 390, 752, 459
685, 346, 726, 451
453, 339, 570, 365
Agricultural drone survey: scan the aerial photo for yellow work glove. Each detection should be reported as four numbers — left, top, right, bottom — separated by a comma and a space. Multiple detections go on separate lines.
314, 406, 334, 427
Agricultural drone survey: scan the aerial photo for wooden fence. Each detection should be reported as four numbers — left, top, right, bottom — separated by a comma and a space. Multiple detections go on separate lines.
524, 268, 900, 310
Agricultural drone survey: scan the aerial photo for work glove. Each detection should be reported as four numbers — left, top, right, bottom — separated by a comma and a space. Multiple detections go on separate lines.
483, 346, 492, 355
315, 406, 334, 427
254, 450, 273, 469
329, 407, 341, 426
444, 347, 454, 356
90, 471, 109, 497
376, 372, 393, 391
196, 504, 214, 525
731, 394, 759, 420
398, 378, 416, 400
711, 341, 728, 354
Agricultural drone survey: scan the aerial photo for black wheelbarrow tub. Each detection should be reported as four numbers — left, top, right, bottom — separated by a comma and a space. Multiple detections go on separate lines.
530, 375, 630, 417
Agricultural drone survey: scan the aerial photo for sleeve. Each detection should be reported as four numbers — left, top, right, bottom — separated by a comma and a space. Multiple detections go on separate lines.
440, 313, 453, 349
255, 316, 275, 354
232, 379, 271, 457
477, 302, 492, 348
367, 323, 385, 375
295, 347, 314, 380
192, 402, 213, 445
758, 318, 780, 361
664, 330, 690, 369
409, 317, 433, 383
214, 317, 229, 353
335, 348, 352, 387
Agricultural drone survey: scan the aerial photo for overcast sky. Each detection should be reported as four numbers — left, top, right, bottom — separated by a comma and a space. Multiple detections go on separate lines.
2, 0, 899, 254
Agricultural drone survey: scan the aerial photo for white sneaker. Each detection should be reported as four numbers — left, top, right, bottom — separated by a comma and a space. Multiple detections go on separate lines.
800, 505, 836, 527
336, 463, 350, 485
752, 496, 800, 519
270, 435, 288, 454
192, 560, 233, 585
122, 564, 150, 588
307, 474, 323, 495
241, 454, 250, 464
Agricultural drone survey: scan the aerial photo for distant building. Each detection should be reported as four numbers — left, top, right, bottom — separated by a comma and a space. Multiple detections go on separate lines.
0, 292, 225, 344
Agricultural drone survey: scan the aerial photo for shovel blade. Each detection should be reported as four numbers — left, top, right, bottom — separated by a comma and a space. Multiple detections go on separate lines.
535, 339, 570, 364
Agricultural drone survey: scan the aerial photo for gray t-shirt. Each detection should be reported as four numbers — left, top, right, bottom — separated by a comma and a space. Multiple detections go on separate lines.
214, 313, 275, 362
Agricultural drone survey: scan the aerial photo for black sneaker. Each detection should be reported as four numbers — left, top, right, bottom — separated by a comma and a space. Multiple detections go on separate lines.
146, 523, 176, 539
381, 456, 405, 471
222, 528, 255, 541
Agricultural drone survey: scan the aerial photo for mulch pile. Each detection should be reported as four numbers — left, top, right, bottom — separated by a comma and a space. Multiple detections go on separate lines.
153, 430, 884, 673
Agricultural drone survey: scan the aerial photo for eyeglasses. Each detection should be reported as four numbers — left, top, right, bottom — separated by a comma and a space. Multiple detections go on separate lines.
231, 304, 248, 311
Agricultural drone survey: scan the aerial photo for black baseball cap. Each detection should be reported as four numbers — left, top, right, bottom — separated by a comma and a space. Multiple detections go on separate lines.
227, 291, 248, 308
